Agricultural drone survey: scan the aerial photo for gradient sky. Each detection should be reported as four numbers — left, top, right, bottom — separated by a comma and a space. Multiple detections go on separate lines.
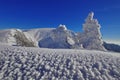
0, 0, 120, 44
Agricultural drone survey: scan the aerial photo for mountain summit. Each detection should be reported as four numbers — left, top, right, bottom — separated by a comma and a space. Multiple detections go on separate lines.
0, 12, 106, 51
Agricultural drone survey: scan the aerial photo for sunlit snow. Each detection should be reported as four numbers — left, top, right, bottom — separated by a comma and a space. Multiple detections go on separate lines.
0, 45, 120, 80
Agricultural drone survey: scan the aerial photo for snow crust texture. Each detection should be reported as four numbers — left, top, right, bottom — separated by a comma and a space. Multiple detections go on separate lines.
0, 45, 120, 80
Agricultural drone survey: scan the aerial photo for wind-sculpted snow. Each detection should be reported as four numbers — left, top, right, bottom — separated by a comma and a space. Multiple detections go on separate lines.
0, 46, 120, 80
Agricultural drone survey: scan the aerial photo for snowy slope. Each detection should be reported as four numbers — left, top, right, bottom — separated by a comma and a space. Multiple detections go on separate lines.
0, 29, 36, 47
0, 45, 120, 80
25, 28, 55, 41
0, 29, 17, 45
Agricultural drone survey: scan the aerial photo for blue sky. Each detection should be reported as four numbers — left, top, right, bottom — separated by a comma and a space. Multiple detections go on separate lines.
0, 0, 120, 44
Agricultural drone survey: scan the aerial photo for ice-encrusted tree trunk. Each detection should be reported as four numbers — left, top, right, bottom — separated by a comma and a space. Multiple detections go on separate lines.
82, 12, 106, 51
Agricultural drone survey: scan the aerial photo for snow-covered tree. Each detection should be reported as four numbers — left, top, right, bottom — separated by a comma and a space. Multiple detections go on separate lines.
78, 12, 106, 51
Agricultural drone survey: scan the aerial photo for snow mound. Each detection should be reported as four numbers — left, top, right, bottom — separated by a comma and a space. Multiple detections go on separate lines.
0, 45, 120, 80
38, 25, 80, 49
57, 24, 67, 31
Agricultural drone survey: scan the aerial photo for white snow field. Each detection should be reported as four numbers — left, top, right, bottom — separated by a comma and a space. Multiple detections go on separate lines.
0, 45, 120, 80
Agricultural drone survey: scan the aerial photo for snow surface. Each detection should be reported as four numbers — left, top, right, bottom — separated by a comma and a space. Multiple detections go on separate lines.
0, 45, 120, 80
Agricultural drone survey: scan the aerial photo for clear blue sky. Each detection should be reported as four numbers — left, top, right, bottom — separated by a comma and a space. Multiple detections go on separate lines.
0, 0, 120, 44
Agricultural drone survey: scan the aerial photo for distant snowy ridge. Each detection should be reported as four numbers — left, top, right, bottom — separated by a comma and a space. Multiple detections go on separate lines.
103, 42, 120, 52
0, 45, 120, 80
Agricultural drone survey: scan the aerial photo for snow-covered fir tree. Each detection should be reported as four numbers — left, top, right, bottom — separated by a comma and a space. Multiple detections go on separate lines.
78, 12, 106, 51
